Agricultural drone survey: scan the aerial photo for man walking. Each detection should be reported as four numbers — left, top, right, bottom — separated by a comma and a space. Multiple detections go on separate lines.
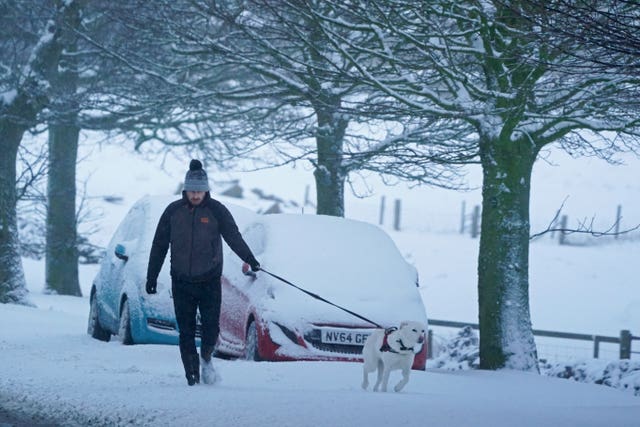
145, 159, 260, 386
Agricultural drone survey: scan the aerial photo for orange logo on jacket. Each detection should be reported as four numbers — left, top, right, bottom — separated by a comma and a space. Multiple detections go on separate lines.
200, 217, 209, 224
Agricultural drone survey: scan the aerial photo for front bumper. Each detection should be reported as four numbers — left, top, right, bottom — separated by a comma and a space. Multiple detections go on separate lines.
259, 322, 427, 370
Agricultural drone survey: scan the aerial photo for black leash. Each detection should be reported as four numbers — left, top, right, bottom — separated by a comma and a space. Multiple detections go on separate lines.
258, 267, 383, 328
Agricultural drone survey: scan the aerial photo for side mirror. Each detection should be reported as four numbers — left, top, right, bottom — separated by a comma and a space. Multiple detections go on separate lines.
114, 244, 129, 262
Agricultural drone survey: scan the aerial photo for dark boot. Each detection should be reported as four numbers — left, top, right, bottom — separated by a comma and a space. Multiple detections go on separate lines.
189, 354, 200, 385
181, 352, 200, 386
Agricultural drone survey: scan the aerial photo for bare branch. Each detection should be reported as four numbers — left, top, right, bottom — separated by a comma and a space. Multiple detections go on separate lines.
530, 199, 640, 240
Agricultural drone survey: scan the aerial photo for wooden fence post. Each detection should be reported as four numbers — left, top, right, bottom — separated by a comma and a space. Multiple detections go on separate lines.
427, 329, 433, 359
615, 205, 622, 239
593, 336, 601, 359
471, 205, 480, 238
620, 330, 632, 359
558, 215, 568, 245
393, 198, 401, 231
303, 185, 310, 214
379, 196, 386, 226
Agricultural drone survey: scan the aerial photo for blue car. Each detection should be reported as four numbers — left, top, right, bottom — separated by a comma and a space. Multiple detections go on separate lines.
87, 195, 256, 345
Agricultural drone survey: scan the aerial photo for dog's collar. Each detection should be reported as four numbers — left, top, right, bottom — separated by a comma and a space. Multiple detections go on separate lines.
379, 329, 414, 354
396, 338, 414, 352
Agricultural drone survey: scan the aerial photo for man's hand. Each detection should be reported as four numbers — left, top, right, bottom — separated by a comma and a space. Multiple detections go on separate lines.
146, 278, 157, 294
243, 262, 260, 277
250, 261, 261, 272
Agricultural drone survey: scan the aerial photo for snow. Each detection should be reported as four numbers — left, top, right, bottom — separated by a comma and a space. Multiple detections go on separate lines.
239, 213, 425, 327
0, 89, 18, 106
2, 142, 640, 426
1, 296, 639, 427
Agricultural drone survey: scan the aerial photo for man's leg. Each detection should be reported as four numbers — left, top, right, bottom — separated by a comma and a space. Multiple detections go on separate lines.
198, 278, 222, 384
172, 281, 200, 385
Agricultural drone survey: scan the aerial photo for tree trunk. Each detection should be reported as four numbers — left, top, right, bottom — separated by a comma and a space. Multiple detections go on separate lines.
477, 136, 539, 372
0, 120, 30, 305
313, 101, 348, 217
45, 0, 82, 296
45, 124, 81, 296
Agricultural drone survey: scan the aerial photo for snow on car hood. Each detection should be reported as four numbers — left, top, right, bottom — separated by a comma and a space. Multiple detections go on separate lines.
231, 214, 427, 329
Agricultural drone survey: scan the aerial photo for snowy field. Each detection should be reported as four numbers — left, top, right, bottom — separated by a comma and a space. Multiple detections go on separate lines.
1, 141, 640, 426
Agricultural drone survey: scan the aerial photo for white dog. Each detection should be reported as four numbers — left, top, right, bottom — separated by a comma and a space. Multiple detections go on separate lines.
361, 321, 426, 392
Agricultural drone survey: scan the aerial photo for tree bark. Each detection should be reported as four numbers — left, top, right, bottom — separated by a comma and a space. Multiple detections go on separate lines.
313, 99, 348, 217
0, 118, 30, 305
45, 124, 81, 296
45, 0, 82, 296
477, 136, 539, 372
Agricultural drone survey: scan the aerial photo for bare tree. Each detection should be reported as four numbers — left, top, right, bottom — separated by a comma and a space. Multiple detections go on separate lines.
517, 0, 640, 76
0, 0, 118, 300
312, 0, 640, 371
0, 0, 75, 304
83, 0, 473, 216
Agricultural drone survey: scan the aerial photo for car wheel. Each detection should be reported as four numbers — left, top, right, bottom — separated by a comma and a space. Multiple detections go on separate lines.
118, 299, 134, 345
243, 320, 261, 361
88, 293, 111, 342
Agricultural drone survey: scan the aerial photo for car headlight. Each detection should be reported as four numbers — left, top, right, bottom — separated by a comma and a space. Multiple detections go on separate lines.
274, 322, 299, 344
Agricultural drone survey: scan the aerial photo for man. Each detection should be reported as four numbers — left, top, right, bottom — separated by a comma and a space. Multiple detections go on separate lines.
145, 159, 260, 386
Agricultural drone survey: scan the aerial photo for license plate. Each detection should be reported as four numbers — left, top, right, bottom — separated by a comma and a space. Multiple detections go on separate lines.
320, 328, 371, 346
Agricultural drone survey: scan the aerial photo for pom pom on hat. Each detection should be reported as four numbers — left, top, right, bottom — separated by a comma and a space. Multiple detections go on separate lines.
184, 159, 210, 192
189, 159, 203, 171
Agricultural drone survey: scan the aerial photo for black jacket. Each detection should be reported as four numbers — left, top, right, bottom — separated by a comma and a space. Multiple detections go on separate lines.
146, 192, 258, 283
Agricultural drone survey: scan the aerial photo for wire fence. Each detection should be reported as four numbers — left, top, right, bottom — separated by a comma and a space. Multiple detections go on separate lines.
358, 196, 640, 244
428, 319, 640, 362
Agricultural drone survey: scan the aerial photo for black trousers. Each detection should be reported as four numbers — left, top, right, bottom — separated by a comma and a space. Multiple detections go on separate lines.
172, 277, 222, 359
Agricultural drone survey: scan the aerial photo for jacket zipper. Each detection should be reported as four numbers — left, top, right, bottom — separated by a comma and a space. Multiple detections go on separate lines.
188, 205, 196, 277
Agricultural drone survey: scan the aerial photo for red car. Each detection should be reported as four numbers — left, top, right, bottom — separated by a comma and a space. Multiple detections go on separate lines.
217, 212, 429, 369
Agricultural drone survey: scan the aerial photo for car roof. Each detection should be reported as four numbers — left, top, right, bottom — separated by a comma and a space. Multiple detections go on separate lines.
138, 194, 257, 225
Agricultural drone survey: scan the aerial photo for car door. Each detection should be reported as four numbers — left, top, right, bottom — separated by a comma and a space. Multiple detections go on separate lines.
218, 221, 266, 356
102, 203, 145, 331
218, 273, 252, 356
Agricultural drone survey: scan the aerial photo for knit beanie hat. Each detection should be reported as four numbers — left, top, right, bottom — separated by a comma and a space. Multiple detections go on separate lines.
183, 159, 210, 192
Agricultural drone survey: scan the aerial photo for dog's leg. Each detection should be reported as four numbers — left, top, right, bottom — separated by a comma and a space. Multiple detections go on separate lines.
373, 359, 384, 392
380, 366, 392, 392
394, 366, 411, 392
362, 353, 378, 390
361, 363, 371, 390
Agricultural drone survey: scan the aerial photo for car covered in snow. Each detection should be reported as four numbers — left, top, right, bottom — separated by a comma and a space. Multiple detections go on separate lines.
88, 195, 429, 369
